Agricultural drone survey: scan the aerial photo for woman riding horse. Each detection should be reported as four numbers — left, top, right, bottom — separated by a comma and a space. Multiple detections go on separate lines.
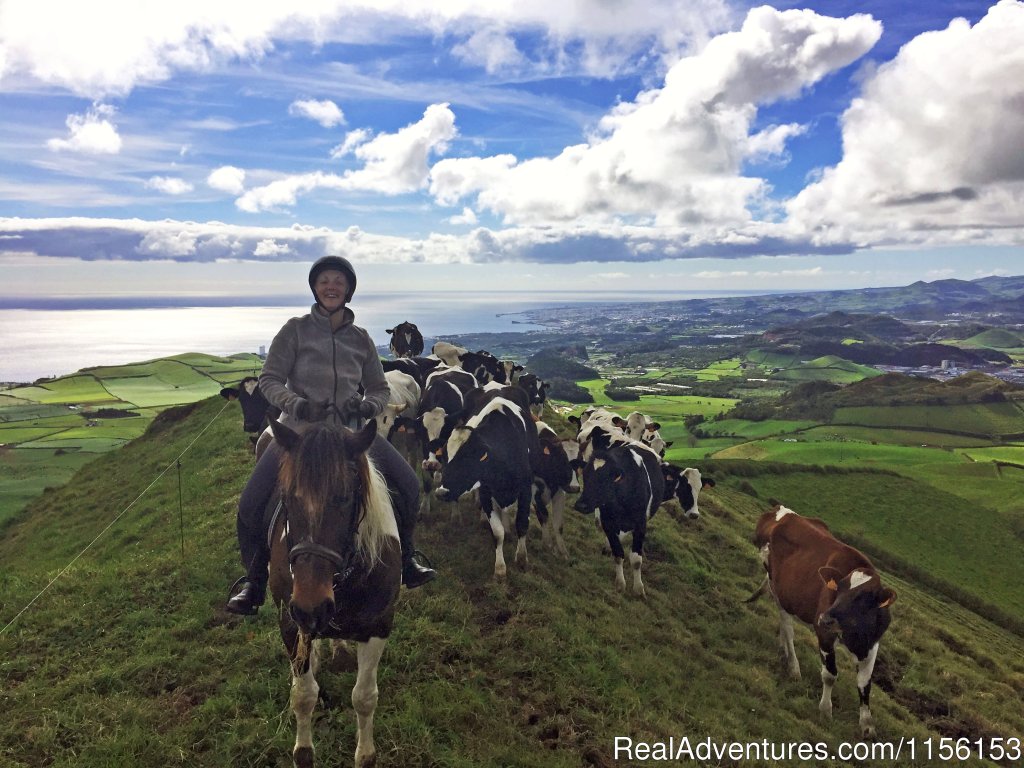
227, 255, 436, 615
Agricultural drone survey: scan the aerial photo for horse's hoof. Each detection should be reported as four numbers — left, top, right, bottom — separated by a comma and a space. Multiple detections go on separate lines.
293, 745, 314, 768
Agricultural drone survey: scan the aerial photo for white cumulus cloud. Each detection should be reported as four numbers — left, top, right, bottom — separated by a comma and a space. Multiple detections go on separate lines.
289, 98, 346, 128
429, 6, 881, 228
786, 0, 1024, 247
145, 176, 194, 195
46, 103, 123, 154
238, 103, 457, 211
207, 165, 246, 195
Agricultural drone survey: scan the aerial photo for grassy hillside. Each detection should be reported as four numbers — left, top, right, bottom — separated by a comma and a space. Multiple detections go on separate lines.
0, 353, 263, 525
771, 355, 882, 384
2, 397, 1023, 767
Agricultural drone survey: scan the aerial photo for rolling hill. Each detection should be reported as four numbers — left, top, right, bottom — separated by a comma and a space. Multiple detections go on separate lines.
1, 396, 1022, 767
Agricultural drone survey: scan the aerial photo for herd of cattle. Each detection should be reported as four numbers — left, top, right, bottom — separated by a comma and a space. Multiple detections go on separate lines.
221, 322, 897, 738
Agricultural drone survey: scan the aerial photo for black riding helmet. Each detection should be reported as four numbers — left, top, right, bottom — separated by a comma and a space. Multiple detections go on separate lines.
308, 255, 357, 305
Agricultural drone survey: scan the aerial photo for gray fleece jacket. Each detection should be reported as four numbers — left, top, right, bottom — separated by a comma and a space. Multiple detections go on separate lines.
258, 304, 390, 430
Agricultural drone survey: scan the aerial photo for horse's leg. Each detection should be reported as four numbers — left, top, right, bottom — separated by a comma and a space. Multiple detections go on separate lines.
352, 637, 388, 768
289, 633, 321, 768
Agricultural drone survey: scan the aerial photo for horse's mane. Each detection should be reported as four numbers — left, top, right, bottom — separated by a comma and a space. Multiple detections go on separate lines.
279, 424, 398, 565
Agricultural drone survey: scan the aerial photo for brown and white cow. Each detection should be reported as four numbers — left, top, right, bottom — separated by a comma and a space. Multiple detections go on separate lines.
750, 505, 896, 738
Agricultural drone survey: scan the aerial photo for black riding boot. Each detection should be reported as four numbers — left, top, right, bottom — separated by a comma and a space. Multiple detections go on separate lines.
226, 575, 266, 615
395, 495, 436, 589
227, 517, 269, 615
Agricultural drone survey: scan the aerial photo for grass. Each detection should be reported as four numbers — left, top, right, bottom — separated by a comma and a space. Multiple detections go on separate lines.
834, 402, 1024, 438
2, 397, 1024, 768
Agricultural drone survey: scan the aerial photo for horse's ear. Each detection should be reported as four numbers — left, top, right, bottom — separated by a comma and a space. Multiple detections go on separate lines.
270, 419, 300, 451
349, 419, 377, 454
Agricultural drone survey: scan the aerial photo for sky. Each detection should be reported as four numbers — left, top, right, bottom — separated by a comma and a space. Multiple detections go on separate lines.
1, 0, 1022, 300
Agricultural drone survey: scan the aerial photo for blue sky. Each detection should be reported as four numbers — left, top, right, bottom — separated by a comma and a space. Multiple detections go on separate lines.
0, 0, 1021, 300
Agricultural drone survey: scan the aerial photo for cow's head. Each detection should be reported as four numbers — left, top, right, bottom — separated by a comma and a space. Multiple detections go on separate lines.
817, 567, 896, 656
220, 377, 274, 433
573, 452, 626, 515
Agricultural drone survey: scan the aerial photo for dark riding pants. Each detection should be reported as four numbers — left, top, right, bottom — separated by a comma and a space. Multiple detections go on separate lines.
236, 433, 420, 581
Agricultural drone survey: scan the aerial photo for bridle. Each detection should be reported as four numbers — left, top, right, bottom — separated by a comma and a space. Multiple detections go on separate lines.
281, 475, 366, 581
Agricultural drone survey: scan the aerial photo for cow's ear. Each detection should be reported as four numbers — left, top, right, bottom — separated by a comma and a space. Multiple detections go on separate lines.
270, 419, 300, 451
664, 441, 673, 448
385, 327, 394, 334
703, 477, 716, 488
612, 416, 626, 427
818, 566, 843, 591
877, 588, 897, 608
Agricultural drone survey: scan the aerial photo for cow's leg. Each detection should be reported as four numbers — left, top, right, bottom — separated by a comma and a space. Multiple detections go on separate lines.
778, 608, 801, 679
480, 488, 506, 578
630, 526, 646, 598
514, 483, 532, 567
549, 489, 568, 557
352, 637, 388, 768
856, 642, 880, 738
534, 483, 552, 548
818, 639, 838, 720
606, 529, 627, 591
290, 634, 321, 768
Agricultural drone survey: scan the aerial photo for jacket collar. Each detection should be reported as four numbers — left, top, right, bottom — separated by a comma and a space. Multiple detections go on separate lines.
310, 303, 355, 331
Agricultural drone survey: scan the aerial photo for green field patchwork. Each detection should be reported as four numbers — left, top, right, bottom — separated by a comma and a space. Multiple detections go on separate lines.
834, 401, 1024, 437
701, 418, 817, 438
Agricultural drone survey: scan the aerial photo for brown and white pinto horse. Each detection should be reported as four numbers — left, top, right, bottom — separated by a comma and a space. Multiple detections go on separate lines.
267, 418, 402, 768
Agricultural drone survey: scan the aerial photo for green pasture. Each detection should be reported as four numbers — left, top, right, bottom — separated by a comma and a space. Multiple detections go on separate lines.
0, 426, 76, 444
700, 418, 817, 439
960, 444, 1024, 464
3, 398, 1023, 767
0, 448, 95, 527
8, 374, 117, 405
834, 401, 1024, 437
663, 436, 739, 463
744, 349, 802, 369
743, 470, 1024, 618
712, 437, 966, 469
771, 356, 881, 384
800, 424, 996, 448
897, 460, 1024, 518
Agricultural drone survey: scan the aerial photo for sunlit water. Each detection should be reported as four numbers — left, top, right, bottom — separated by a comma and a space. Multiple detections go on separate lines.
0, 290, 746, 383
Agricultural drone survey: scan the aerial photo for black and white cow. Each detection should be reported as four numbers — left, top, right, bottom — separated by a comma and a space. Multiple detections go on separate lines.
435, 397, 539, 578
385, 321, 424, 358
381, 356, 441, 389
660, 465, 714, 519
219, 376, 280, 453
532, 421, 578, 557
573, 439, 665, 597
458, 350, 506, 385
418, 366, 479, 460
515, 373, 549, 419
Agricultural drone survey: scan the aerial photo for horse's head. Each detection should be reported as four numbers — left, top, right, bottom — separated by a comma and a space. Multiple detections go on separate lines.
271, 418, 377, 636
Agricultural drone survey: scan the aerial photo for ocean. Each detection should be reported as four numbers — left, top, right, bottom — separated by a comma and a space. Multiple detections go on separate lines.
0, 289, 749, 383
